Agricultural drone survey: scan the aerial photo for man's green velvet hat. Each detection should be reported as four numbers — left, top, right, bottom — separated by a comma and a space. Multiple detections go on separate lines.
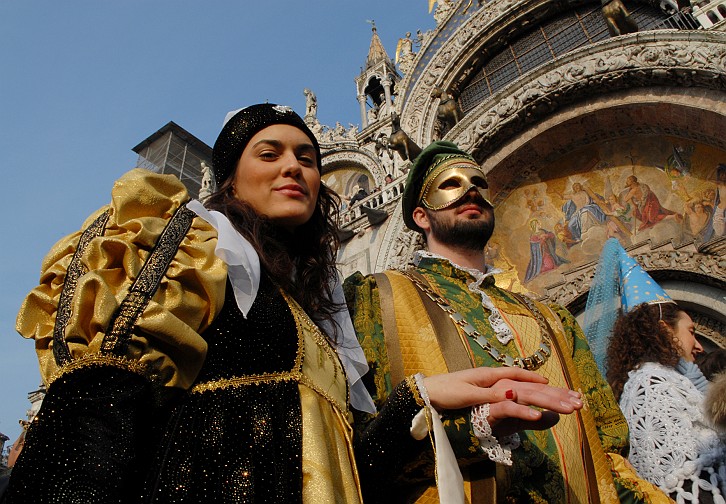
402, 141, 477, 232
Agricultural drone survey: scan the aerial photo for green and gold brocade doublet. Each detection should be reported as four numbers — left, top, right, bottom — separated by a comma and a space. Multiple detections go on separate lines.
345, 255, 669, 504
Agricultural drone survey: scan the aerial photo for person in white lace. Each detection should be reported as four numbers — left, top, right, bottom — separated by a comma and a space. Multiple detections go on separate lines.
607, 302, 726, 504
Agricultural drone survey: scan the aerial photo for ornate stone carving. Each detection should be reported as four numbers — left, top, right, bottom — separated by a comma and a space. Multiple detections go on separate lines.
540, 265, 597, 309
303, 88, 317, 122
691, 313, 726, 348
199, 161, 214, 202
401, 0, 529, 139
540, 241, 725, 310
432, 0, 456, 25
321, 149, 385, 184
396, 32, 417, 76
450, 34, 726, 159
639, 250, 725, 281
375, 203, 425, 271
401, 3, 726, 148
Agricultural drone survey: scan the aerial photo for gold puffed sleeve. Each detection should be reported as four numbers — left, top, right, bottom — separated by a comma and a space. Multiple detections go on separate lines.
16, 168, 227, 390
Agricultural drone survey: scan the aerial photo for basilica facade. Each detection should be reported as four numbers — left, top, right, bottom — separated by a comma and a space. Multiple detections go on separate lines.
311, 1, 726, 349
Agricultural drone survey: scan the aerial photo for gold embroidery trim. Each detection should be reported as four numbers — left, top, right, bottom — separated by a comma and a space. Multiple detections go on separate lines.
53, 209, 110, 366
190, 370, 303, 394
191, 288, 348, 416
101, 205, 195, 356
282, 290, 349, 407
298, 374, 348, 415
406, 374, 426, 407
48, 353, 147, 385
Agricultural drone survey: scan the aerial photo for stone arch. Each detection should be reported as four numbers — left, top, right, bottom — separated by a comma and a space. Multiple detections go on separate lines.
547, 243, 726, 348
446, 31, 726, 159
401, 3, 725, 147
471, 87, 726, 202
321, 148, 383, 199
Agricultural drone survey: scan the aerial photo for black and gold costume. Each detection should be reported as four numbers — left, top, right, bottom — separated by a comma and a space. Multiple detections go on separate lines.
5, 170, 424, 503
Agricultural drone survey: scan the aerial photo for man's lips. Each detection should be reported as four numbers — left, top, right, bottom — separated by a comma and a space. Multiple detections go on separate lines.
457, 202, 484, 215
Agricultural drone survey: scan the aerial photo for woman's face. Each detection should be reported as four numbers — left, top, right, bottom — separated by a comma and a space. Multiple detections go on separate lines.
670, 311, 703, 362
232, 124, 320, 230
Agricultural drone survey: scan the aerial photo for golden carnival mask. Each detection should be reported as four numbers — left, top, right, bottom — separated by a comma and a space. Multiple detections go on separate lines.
418, 159, 491, 210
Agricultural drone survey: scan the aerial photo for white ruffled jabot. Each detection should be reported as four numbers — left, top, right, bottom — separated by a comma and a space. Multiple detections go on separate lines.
187, 200, 376, 414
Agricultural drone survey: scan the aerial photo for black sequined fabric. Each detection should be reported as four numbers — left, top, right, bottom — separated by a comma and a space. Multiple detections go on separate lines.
354, 381, 425, 503
143, 274, 303, 502
3, 367, 157, 503
5, 274, 304, 503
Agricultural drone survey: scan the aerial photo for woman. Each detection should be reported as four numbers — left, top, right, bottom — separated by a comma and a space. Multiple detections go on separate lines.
607, 302, 726, 504
6, 104, 581, 503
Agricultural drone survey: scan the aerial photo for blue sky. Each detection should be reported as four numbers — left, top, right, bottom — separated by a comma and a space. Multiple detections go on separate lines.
0, 1, 434, 447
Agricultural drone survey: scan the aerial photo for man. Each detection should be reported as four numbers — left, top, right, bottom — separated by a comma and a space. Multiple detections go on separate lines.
345, 141, 669, 503
622, 175, 677, 231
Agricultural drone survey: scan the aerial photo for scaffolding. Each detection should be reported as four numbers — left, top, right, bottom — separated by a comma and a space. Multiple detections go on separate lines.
132, 122, 212, 200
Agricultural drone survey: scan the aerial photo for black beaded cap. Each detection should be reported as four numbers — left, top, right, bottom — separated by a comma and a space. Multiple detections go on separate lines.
212, 103, 322, 187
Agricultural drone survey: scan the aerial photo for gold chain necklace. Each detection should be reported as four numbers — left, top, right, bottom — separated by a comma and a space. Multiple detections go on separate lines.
400, 270, 552, 371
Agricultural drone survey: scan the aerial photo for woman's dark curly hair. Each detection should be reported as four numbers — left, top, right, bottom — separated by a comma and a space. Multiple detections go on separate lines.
606, 302, 685, 400
205, 175, 342, 339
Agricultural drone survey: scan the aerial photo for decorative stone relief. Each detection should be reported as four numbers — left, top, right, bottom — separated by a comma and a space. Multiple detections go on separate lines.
401, 8, 726, 148
401, 0, 532, 139
322, 149, 384, 184
691, 313, 726, 348
375, 203, 425, 271
541, 265, 597, 308
540, 244, 725, 309
432, 0, 457, 25
450, 34, 726, 160
639, 249, 725, 281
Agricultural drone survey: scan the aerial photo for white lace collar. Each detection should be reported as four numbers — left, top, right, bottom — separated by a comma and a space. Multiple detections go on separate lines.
413, 250, 514, 344
187, 200, 376, 413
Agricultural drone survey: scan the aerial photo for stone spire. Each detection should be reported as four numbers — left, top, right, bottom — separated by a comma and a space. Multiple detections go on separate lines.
356, 21, 400, 129
366, 21, 391, 68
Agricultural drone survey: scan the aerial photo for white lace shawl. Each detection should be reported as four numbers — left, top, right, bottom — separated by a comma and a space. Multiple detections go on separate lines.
619, 362, 726, 503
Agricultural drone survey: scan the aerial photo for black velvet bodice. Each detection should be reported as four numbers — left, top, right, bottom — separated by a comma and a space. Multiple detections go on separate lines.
143, 274, 304, 503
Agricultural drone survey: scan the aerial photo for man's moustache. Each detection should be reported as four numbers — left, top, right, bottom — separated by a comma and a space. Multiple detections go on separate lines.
456, 193, 490, 208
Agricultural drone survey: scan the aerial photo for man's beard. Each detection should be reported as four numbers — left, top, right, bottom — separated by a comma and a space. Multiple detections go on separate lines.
426, 203, 494, 252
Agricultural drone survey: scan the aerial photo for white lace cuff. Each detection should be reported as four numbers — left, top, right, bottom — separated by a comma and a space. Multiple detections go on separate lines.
470, 403, 520, 466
